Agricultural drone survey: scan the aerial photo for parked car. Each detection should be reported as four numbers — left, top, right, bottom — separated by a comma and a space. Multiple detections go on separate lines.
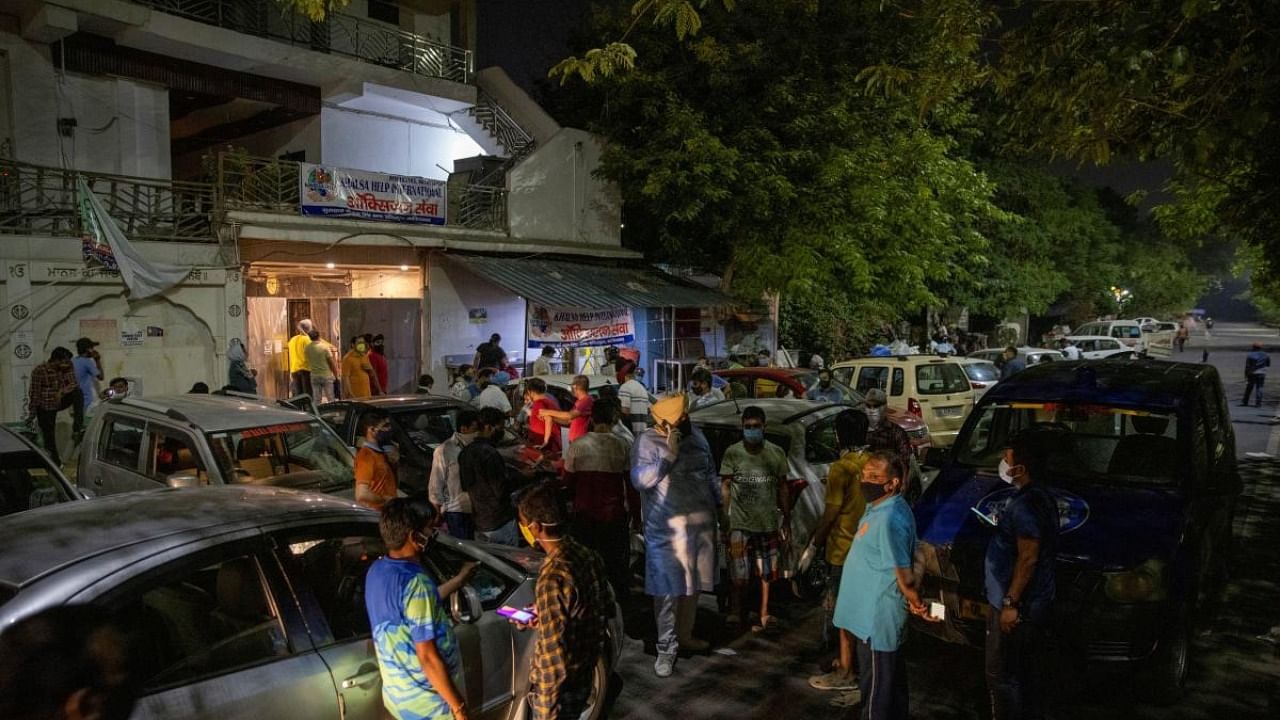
912, 359, 1240, 701
968, 346, 1065, 367
830, 356, 975, 447
1072, 320, 1147, 352
77, 394, 354, 497
955, 358, 1000, 401
713, 367, 931, 458
1065, 335, 1138, 360
0, 425, 82, 516
0, 487, 623, 720
1143, 321, 1179, 334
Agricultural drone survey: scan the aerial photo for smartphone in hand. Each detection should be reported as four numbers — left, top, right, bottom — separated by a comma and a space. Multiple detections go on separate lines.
970, 506, 998, 526
497, 606, 536, 624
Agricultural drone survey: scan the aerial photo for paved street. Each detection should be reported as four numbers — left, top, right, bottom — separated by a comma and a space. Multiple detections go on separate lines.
608, 323, 1280, 719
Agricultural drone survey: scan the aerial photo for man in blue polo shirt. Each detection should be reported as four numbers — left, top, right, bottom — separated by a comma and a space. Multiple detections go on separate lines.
832, 450, 929, 720
985, 429, 1059, 720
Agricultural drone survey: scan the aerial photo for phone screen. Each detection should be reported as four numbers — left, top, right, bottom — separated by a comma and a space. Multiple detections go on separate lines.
497, 606, 535, 623
929, 602, 946, 620
970, 507, 997, 526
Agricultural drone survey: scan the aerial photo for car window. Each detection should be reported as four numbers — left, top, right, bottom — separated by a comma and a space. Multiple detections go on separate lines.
0, 450, 72, 515
319, 405, 350, 436
111, 554, 289, 691
1112, 325, 1141, 339
890, 368, 905, 396
391, 407, 459, 454
854, 366, 888, 394
148, 427, 206, 483
962, 363, 999, 382
914, 363, 970, 395
831, 367, 852, 386
102, 415, 145, 471
422, 543, 514, 611
1075, 324, 1101, 337
206, 421, 353, 491
805, 417, 840, 464
273, 528, 384, 644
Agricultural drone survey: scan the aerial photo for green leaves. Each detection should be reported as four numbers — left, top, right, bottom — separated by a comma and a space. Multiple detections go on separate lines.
272, 0, 350, 21
550, 43, 639, 85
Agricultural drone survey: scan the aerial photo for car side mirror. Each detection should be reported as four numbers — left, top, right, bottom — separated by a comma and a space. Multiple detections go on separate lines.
166, 472, 206, 489
450, 585, 483, 624
923, 446, 952, 469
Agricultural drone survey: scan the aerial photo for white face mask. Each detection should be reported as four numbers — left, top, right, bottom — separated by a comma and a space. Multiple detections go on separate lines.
998, 458, 1017, 484
865, 407, 884, 426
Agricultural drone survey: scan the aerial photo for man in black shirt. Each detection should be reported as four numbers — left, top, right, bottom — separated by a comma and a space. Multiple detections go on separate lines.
473, 333, 507, 370
460, 407, 523, 546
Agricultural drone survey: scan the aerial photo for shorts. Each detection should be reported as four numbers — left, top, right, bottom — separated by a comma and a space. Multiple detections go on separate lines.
727, 529, 782, 583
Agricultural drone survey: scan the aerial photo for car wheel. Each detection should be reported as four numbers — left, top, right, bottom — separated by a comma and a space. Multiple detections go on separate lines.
1140, 609, 1191, 704
574, 656, 611, 720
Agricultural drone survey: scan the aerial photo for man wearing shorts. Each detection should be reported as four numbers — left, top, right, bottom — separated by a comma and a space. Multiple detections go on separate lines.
720, 405, 791, 632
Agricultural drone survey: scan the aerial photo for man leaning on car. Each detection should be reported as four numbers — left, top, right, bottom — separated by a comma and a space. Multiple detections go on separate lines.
984, 429, 1060, 720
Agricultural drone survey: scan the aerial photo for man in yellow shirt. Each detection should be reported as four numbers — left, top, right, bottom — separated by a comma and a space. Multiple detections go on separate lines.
342, 335, 383, 399
806, 409, 871, 701
287, 319, 315, 396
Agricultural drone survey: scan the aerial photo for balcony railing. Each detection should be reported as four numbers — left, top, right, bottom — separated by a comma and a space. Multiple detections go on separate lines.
134, 0, 473, 83
0, 159, 216, 243
454, 185, 508, 232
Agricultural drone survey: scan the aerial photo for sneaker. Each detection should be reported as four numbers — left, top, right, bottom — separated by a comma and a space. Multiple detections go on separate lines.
654, 653, 676, 678
829, 688, 862, 707
679, 636, 710, 653
808, 669, 856, 691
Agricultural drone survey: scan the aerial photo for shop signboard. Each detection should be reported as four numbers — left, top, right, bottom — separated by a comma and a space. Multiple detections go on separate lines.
299, 163, 446, 225
528, 306, 635, 348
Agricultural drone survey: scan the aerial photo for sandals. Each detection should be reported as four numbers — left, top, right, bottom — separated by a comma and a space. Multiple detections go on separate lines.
752, 615, 778, 633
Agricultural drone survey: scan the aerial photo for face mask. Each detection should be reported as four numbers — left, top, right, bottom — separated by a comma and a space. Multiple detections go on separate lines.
356, 343, 367, 353
998, 458, 1022, 485
860, 481, 890, 504
519, 522, 537, 547
743, 428, 764, 444
865, 408, 884, 426
819, 380, 831, 389
375, 428, 393, 445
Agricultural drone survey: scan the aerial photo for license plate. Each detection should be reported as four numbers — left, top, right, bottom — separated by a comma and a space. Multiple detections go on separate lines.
936, 406, 963, 418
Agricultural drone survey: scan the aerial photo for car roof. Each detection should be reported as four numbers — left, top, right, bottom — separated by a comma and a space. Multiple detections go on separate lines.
955, 357, 997, 366
832, 355, 962, 366
327, 395, 469, 410
981, 359, 1211, 409
690, 397, 834, 425
0, 487, 369, 591
1064, 335, 1117, 341
103, 394, 317, 433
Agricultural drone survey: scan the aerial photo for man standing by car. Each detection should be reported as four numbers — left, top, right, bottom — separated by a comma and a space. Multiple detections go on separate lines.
430, 409, 477, 540
985, 430, 1059, 720
532, 346, 556, 377
461, 407, 524, 546
720, 406, 791, 632
304, 330, 340, 403
366, 499, 475, 720
1060, 339, 1081, 361
809, 368, 845, 404
473, 333, 506, 370
471, 368, 513, 415
543, 375, 595, 445
632, 394, 720, 677
617, 360, 652, 436
689, 369, 725, 409
72, 338, 103, 416
832, 451, 930, 720
565, 400, 637, 599
1243, 342, 1270, 408
369, 334, 391, 395
355, 411, 398, 511
512, 482, 615, 720
863, 389, 915, 497
26, 347, 81, 467
1000, 347, 1027, 379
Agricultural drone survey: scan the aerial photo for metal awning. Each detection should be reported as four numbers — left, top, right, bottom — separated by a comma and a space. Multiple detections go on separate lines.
442, 254, 732, 309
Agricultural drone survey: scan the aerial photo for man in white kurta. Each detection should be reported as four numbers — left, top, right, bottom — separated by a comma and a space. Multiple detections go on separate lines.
630, 394, 720, 678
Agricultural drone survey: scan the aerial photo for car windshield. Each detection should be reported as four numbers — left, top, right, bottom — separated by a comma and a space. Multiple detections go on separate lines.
962, 363, 1000, 382
206, 421, 353, 491
915, 363, 970, 395
0, 450, 72, 516
390, 407, 459, 454
956, 402, 1182, 486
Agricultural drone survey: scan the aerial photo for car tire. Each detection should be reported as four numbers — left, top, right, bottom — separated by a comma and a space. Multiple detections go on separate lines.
575, 656, 611, 720
1140, 609, 1191, 704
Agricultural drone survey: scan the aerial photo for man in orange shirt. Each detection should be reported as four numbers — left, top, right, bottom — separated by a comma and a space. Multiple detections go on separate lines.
355, 411, 398, 511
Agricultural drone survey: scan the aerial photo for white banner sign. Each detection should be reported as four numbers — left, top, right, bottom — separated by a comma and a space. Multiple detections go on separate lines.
300, 163, 446, 225
528, 306, 635, 348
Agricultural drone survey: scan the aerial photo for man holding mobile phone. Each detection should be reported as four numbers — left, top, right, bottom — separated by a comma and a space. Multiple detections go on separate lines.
511, 482, 614, 720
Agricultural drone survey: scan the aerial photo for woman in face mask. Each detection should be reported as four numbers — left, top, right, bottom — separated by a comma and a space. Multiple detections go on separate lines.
226, 338, 258, 394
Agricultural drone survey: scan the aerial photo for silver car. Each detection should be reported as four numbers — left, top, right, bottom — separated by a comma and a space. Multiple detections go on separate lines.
0, 487, 622, 720
0, 425, 82, 515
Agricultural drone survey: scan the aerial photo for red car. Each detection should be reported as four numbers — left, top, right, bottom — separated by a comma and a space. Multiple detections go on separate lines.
713, 367, 932, 457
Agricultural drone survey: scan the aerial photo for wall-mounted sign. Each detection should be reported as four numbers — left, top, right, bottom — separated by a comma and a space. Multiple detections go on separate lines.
528, 306, 635, 348
468, 308, 487, 324
300, 163, 446, 225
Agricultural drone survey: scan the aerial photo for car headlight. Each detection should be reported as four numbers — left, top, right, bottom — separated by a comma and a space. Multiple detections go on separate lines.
1103, 558, 1167, 603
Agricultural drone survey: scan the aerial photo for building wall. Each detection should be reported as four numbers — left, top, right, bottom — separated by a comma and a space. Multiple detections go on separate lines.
320, 106, 483, 180
426, 257, 526, 381
507, 129, 621, 247
0, 29, 171, 178
173, 114, 322, 179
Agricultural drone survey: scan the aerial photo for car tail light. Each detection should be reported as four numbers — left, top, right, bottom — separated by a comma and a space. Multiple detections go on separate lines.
907, 398, 922, 417
970, 382, 987, 389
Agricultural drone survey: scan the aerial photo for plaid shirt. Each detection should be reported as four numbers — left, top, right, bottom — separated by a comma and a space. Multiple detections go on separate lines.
529, 536, 614, 720
27, 361, 74, 414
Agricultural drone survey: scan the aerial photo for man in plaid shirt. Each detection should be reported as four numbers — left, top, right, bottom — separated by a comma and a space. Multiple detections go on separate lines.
26, 347, 83, 466
511, 482, 614, 720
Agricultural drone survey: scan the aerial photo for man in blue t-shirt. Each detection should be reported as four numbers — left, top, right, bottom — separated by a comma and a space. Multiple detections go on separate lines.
984, 429, 1060, 720
72, 338, 103, 415
365, 500, 477, 720
832, 451, 930, 719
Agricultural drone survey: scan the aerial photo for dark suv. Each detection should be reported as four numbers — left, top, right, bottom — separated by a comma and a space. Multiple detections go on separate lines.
913, 360, 1240, 701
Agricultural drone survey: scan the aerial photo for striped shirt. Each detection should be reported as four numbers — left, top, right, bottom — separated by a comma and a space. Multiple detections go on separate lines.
564, 431, 632, 524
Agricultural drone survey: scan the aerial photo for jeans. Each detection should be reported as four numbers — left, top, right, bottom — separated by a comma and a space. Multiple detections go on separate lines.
653, 594, 698, 657
575, 517, 631, 600
855, 634, 909, 720
1243, 374, 1265, 407
291, 370, 312, 397
311, 375, 335, 404
444, 511, 475, 540
477, 519, 521, 546
985, 606, 1048, 720
35, 388, 85, 466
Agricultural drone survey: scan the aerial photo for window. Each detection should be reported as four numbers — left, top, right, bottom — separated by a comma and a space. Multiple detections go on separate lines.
112, 554, 288, 690
275, 530, 385, 644
1112, 325, 1142, 339
423, 544, 514, 611
805, 417, 840, 464
0, 450, 72, 516
393, 408, 459, 454
891, 368, 905, 396
854, 366, 888, 394
148, 428, 205, 483
914, 363, 970, 395
367, 0, 399, 24
319, 405, 350, 435
962, 363, 999, 383
206, 421, 353, 491
102, 416, 145, 471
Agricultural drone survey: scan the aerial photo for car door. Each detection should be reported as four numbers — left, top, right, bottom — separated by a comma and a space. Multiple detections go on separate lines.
145, 424, 213, 487
85, 413, 153, 495
93, 538, 341, 720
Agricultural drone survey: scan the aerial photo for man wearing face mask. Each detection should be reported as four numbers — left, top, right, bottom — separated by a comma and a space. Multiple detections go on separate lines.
355, 412, 398, 511
368, 334, 390, 395
342, 336, 382, 399
689, 369, 724, 409
510, 482, 614, 720
429, 410, 477, 540
462, 407, 523, 546
365, 499, 476, 720
832, 451, 930, 720
863, 389, 915, 498
809, 368, 845, 404
720, 406, 791, 631
985, 430, 1059, 720
631, 394, 720, 677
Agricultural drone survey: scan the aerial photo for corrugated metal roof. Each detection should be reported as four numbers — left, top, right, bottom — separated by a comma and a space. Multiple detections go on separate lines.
443, 254, 731, 309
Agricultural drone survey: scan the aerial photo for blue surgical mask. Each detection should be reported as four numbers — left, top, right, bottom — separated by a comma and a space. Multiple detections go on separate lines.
743, 428, 764, 444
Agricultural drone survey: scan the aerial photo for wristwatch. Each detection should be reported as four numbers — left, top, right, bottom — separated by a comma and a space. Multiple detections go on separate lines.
1001, 595, 1019, 609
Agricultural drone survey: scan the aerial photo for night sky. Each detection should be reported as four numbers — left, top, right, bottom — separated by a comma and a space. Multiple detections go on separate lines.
476, 0, 591, 93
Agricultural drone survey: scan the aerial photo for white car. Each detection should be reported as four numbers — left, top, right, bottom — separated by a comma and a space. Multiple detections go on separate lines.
1133, 316, 1159, 328
1073, 320, 1147, 352
1065, 335, 1138, 360
955, 358, 1001, 401
968, 347, 1065, 367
